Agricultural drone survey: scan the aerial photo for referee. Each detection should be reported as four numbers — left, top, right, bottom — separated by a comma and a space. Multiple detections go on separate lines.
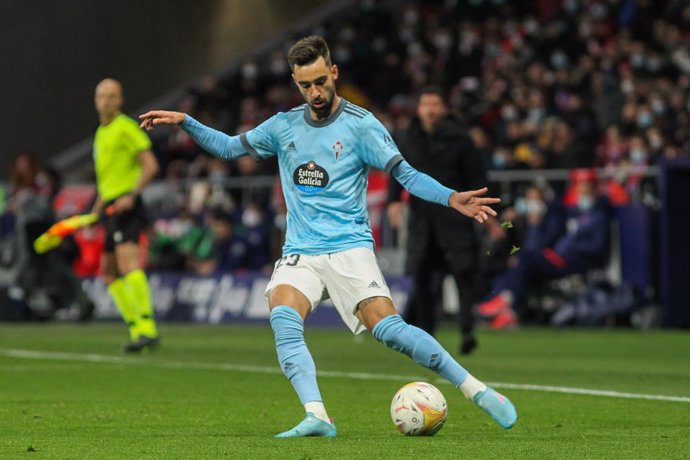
92, 78, 160, 352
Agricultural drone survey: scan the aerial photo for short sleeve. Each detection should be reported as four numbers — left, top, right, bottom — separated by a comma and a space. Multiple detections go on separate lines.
358, 115, 403, 172
123, 119, 152, 154
240, 114, 279, 160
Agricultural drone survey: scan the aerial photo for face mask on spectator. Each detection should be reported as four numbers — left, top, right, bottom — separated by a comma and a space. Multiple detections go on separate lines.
528, 108, 545, 121
577, 196, 594, 213
523, 18, 540, 35
590, 2, 608, 19
241, 62, 258, 80
649, 135, 664, 150
242, 209, 262, 228
636, 111, 653, 128
487, 44, 500, 58
526, 199, 546, 216
492, 152, 507, 169
646, 58, 662, 73
631, 54, 645, 68
333, 45, 352, 65
621, 79, 634, 94
564, 0, 579, 14
550, 51, 568, 70
432, 31, 452, 52
651, 100, 666, 114
514, 197, 527, 215
630, 148, 647, 164
274, 213, 287, 231
270, 57, 288, 76
501, 105, 518, 121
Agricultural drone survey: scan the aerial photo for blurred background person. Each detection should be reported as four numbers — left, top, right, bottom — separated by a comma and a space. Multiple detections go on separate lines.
2, 152, 92, 320
477, 169, 611, 329
92, 78, 160, 352
387, 87, 490, 355
188, 207, 249, 275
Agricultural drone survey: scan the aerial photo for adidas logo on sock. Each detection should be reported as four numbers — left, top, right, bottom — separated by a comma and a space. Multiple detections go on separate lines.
286, 141, 296, 151
283, 362, 296, 373
368, 280, 380, 288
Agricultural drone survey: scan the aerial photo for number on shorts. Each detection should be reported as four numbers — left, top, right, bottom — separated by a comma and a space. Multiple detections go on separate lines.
276, 254, 300, 268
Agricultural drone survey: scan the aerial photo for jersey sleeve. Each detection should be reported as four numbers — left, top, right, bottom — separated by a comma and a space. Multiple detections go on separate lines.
357, 115, 403, 172
240, 114, 280, 160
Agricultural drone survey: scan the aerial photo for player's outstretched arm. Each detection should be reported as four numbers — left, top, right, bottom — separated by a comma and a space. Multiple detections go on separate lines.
391, 159, 499, 224
139, 110, 247, 161
448, 188, 500, 224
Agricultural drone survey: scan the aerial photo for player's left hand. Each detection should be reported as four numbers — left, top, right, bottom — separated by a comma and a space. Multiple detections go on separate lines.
448, 188, 500, 224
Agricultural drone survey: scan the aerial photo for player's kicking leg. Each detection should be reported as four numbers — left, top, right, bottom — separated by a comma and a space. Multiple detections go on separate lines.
358, 297, 518, 430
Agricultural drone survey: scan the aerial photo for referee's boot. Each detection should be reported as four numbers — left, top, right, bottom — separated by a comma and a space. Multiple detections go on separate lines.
123, 335, 160, 353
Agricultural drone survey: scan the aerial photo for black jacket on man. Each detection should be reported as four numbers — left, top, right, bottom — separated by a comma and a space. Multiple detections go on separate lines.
389, 115, 487, 272
388, 114, 487, 343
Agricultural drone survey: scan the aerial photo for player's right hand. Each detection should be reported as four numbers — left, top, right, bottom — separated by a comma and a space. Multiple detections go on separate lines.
139, 110, 186, 130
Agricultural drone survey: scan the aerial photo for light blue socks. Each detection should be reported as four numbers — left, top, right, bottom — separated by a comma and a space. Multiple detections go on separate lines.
372, 314, 469, 386
270, 306, 322, 404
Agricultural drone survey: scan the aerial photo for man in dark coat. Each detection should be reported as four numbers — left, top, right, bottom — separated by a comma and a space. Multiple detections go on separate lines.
388, 87, 489, 354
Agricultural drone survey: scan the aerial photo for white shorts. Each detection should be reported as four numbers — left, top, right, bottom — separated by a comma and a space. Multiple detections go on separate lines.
264, 246, 392, 334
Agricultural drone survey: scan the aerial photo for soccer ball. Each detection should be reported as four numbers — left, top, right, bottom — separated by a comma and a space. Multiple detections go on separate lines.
390, 381, 448, 436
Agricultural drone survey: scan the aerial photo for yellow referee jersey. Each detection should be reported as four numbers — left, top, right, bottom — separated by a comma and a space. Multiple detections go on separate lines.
93, 113, 152, 201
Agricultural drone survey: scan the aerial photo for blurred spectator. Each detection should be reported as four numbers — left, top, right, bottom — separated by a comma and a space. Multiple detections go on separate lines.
71, 224, 105, 278
2, 152, 92, 320
477, 181, 563, 309
188, 207, 248, 275
238, 203, 271, 272
477, 169, 611, 329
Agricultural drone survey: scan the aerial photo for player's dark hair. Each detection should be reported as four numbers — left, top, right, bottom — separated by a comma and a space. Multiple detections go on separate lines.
210, 206, 233, 224
287, 35, 332, 69
418, 86, 447, 103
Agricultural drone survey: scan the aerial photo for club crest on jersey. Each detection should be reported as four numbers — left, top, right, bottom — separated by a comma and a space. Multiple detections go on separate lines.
332, 140, 344, 160
293, 161, 329, 193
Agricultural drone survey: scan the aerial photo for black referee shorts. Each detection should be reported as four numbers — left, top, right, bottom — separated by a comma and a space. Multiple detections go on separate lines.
102, 194, 148, 252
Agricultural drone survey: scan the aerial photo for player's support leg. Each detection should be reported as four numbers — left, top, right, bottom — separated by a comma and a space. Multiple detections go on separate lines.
270, 305, 336, 437
372, 314, 517, 429
107, 278, 139, 342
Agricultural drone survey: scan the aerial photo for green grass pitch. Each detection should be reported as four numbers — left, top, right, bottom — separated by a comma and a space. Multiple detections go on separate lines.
1, 323, 688, 459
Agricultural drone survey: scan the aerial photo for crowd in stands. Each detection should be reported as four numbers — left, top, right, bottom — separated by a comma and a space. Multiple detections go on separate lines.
139, 0, 689, 272
2, 0, 690, 321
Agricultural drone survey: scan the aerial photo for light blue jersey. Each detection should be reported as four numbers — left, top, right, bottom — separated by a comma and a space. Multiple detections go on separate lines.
180, 98, 455, 257
240, 100, 403, 255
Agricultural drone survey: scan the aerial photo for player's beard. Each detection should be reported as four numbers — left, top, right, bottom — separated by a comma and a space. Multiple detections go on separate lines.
310, 88, 335, 120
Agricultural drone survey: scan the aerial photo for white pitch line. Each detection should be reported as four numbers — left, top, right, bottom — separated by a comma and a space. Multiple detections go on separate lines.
2, 348, 689, 403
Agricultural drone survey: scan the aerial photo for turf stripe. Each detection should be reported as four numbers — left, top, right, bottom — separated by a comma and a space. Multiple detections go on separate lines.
2, 348, 689, 403
480, 382, 690, 403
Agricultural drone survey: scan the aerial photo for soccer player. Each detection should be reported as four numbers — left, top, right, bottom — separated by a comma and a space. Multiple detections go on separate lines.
93, 78, 160, 352
140, 36, 517, 436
